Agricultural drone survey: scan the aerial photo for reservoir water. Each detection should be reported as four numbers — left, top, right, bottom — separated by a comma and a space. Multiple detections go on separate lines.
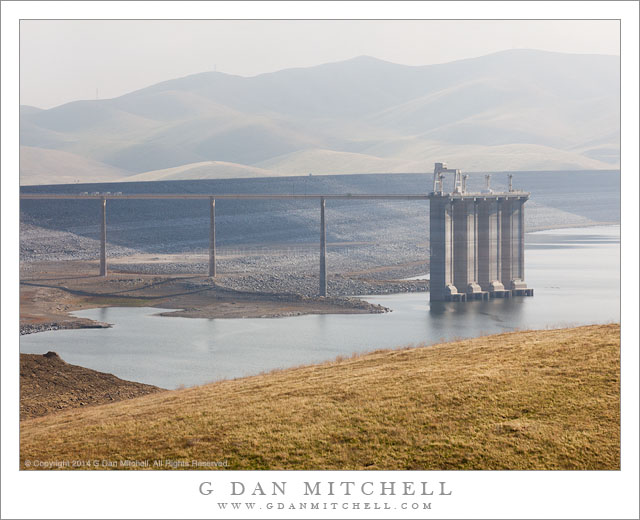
20, 225, 620, 389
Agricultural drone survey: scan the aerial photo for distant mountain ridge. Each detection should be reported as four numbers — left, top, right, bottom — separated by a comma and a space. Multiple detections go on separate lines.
20, 50, 620, 185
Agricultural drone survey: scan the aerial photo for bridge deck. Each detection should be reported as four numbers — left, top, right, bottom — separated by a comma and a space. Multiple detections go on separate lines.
19, 192, 529, 200
20, 193, 431, 200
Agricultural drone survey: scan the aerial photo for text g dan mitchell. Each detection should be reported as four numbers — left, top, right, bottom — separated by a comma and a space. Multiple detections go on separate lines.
199, 480, 452, 497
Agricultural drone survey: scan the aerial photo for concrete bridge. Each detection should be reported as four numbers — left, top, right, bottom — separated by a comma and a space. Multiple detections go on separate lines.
20, 164, 533, 302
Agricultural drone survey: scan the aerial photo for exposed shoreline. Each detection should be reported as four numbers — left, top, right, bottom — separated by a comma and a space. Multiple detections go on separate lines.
19, 222, 618, 335
19, 261, 419, 335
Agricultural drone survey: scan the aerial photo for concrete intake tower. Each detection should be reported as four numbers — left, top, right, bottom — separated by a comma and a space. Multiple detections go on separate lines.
429, 163, 534, 302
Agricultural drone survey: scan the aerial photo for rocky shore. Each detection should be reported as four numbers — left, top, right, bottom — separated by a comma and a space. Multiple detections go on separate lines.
20, 321, 111, 336
108, 263, 429, 297
20, 222, 137, 263
22, 222, 430, 300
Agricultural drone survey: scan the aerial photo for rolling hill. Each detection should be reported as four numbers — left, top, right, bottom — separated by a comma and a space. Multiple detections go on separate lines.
120, 160, 275, 182
20, 50, 620, 185
20, 146, 132, 185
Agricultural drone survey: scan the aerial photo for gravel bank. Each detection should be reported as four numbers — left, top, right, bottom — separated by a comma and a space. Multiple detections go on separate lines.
20, 321, 111, 336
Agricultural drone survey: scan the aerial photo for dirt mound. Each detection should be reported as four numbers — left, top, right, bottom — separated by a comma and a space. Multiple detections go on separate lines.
20, 352, 163, 420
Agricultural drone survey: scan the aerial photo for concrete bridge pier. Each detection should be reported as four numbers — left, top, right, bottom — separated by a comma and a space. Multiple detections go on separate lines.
319, 197, 327, 297
518, 199, 525, 282
478, 198, 497, 292
209, 197, 216, 277
453, 199, 485, 300
477, 198, 507, 297
503, 197, 532, 296
501, 198, 514, 286
429, 197, 456, 301
99, 197, 107, 277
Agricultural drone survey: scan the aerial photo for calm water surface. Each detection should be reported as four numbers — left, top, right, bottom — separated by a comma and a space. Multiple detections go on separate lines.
20, 225, 619, 389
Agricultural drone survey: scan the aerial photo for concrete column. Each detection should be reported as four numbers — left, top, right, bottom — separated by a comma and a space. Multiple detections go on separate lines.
209, 197, 216, 277
496, 199, 502, 283
429, 197, 454, 301
448, 200, 454, 286
445, 199, 457, 285
453, 199, 475, 291
99, 197, 107, 277
477, 196, 503, 292
473, 200, 479, 283
429, 199, 441, 300
518, 199, 525, 280
478, 199, 496, 290
500, 199, 514, 285
319, 197, 327, 297
453, 200, 464, 289
509, 199, 520, 282
453, 198, 482, 295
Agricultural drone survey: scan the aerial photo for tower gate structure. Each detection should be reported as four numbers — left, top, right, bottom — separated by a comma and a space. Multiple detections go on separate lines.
429, 163, 534, 302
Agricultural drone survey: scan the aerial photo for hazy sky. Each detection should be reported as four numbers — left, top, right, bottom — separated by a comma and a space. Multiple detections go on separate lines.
20, 19, 619, 109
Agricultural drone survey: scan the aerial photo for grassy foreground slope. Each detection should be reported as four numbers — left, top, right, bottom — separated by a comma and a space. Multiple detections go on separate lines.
20, 324, 619, 470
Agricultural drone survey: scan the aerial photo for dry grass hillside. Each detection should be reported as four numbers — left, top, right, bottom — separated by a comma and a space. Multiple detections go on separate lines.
19, 146, 132, 185
20, 324, 620, 470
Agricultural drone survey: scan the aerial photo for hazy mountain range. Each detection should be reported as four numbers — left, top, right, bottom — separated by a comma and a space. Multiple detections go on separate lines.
20, 49, 620, 185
